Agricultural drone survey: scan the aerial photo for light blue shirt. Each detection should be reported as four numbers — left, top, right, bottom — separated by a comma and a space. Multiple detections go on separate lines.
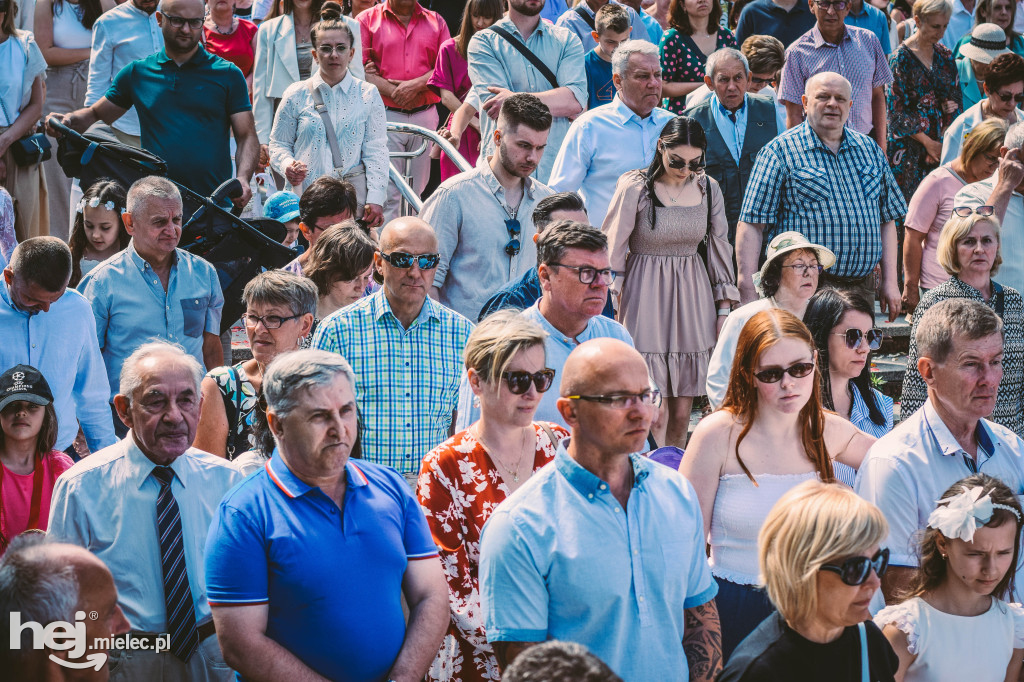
79, 243, 224, 400
845, 0, 891, 55
0, 282, 116, 452
479, 443, 718, 682
47, 438, 244, 632
467, 17, 587, 183
541, 0, 570, 24
555, 1, 651, 51
548, 95, 674, 227
455, 299, 633, 430
639, 11, 663, 46
849, 386, 894, 438
941, 0, 976, 50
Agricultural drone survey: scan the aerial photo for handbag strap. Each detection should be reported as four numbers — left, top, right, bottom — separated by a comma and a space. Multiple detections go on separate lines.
309, 82, 344, 170
0, 97, 13, 129
994, 280, 1006, 319
538, 422, 559, 450
858, 622, 869, 682
573, 5, 596, 30
489, 25, 560, 90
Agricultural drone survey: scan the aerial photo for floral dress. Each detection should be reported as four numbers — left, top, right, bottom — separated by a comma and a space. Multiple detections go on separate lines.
886, 43, 961, 201
659, 26, 737, 114
208, 363, 259, 460
416, 422, 568, 681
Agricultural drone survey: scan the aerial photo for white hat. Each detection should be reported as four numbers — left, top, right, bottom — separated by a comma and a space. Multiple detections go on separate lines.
753, 231, 836, 292
960, 23, 1011, 64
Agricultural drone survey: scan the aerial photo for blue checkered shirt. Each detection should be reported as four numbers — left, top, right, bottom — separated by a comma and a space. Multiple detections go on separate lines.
739, 122, 907, 278
311, 290, 473, 474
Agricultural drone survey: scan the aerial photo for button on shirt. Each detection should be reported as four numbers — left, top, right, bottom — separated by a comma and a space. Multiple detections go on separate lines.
358, 1, 449, 110
312, 290, 473, 474
739, 122, 907, 278
549, 96, 674, 227
555, 1, 651, 51
955, 171, 1024, 295
85, 1, 163, 138
205, 454, 437, 681
79, 243, 224, 400
421, 162, 553, 320
0, 283, 115, 452
468, 18, 587, 183
778, 25, 893, 135
47, 439, 243, 632
269, 70, 389, 199
479, 444, 719, 682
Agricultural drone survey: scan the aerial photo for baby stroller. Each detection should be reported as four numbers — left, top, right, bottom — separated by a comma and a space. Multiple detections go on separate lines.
47, 118, 296, 333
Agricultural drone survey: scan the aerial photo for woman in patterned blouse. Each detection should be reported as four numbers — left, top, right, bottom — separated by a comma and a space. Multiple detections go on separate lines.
659, 0, 737, 114
417, 311, 568, 682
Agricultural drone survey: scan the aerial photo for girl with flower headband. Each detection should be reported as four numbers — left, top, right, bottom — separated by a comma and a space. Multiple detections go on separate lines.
875, 474, 1024, 681
67, 179, 128, 288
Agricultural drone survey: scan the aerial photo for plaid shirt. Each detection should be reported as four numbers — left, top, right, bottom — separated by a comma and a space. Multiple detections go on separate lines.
312, 290, 473, 474
739, 122, 907, 278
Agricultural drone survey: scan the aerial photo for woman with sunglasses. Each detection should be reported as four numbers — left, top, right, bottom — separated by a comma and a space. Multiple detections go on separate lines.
603, 115, 739, 448
875, 474, 1024, 682
900, 207, 1024, 435
805, 288, 894, 439
719, 480, 898, 681
940, 52, 1024, 165
417, 310, 566, 681
680, 308, 874, 659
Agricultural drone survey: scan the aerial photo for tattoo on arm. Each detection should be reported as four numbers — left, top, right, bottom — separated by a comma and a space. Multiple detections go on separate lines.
683, 600, 723, 682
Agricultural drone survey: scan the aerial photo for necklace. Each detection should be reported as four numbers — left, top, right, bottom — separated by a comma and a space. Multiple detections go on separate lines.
661, 179, 687, 204
208, 15, 236, 34
475, 425, 532, 484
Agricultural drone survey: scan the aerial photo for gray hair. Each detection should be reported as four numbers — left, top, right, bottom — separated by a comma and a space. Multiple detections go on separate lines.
242, 270, 318, 318
706, 47, 750, 81
611, 39, 660, 77
1005, 121, 1024, 151
119, 341, 204, 404
263, 350, 357, 420
125, 176, 182, 216
7, 237, 72, 292
915, 298, 1004, 364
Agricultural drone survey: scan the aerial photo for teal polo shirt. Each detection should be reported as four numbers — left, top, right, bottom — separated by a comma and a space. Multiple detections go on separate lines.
105, 46, 251, 196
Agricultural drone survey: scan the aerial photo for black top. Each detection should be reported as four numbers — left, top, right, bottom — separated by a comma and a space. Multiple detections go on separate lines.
718, 612, 899, 682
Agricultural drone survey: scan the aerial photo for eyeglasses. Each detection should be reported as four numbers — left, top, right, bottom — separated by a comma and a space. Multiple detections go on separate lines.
664, 150, 705, 172
753, 361, 816, 383
241, 312, 302, 329
505, 218, 521, 257
379, 251, 440, 269
549, 262, 616, 286
750, 76, 774, 85
992, 90, 1024, 104
814, 0, 848, 11
780, 263, 823, 276
820, 548, 890, 586
951, 205, 995, 218
835, 328, 883, 351
161, 12, 203, 29
566, 389, 663, 409
501, 369, 556, 394
316, 44, 351, 55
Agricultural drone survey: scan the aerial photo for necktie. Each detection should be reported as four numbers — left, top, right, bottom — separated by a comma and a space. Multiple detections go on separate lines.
726, 110, 737, 124
152, 466, 199, 661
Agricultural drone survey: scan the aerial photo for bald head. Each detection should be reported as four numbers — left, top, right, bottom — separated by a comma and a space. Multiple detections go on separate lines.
806, 72, 852, 99
159, 0, 204, 13
802, 71, 853, 137
560, 338, 647, 396
378, 217, 438, 253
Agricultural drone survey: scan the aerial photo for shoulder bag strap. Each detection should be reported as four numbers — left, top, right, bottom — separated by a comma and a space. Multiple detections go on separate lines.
489, 25, 560, 90
573, 5, 596, 30
858, 622, 869, 682
538, 422, 559, 450
308, 82, 345, 170
0, 97, 13, 129
993, 281, 1006, 319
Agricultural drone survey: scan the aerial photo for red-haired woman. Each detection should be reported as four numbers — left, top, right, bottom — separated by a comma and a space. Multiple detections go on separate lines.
679, 308, 875, 659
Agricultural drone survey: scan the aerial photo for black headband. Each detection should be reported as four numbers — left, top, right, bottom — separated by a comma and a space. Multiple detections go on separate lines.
971, 36, 1008, 51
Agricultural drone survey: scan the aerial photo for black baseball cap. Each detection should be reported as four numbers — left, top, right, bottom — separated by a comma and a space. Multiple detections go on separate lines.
0, 365, 54, 412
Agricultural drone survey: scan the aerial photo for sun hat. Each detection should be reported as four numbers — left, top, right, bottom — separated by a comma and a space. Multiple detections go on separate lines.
0, 365, 54, 413
753, 231, 837, 292
960, 24, 1011, 64
263, 190, 301, 223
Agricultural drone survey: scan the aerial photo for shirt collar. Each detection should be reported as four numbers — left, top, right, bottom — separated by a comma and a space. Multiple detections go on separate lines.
799, 120, 862, 153
0, 279, 28, 317
311, 69, 355, 95
553, 440, 650, 500
155, 44, 213, 67
265, 451, 368, 499
846, 0, 869, 18
923, 398, 998, 458
499, 15, 546, 38
369, 288, 439, 326
123, 435, 191, 491
712, 92, 747, 118
126, 241, 179, 273
528, 299, 604, 345
383, 0, 425, 21
480, 158, 538, 201
811, 24, 850, 47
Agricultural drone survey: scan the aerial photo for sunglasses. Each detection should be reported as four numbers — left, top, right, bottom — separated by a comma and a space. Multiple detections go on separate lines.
753, 361, 815, 384
501, 369, 556, 394
993, 90, 1024, 104
820, 548, 889, 586
951, 205, 995, 218
835, 328, 883, 351
664, 150, 706, 172
505, 218, 521, 257
379, 251, 440, 269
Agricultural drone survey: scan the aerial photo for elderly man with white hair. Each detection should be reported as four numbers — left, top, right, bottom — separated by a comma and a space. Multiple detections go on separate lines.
47, 341, 243, 682
548, 39, 674, 228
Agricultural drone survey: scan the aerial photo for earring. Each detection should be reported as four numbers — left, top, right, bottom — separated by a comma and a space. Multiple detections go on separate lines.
941, 554, 947, 560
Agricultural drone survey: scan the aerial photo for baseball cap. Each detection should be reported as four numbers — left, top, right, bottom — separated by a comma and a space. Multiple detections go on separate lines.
263, 191, 301, 223
0, 365, 54, 413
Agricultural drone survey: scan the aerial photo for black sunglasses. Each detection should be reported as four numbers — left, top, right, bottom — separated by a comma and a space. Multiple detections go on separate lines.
663, 149, 705, 172
501, 369, 555, 394
379, 251, 440, 269
951, 205, 995, 218
835, 328, 883, 351
505, 218, 521, 257
820, 548, 889, 586
753, 361, 815, 384
993, 90, 1024, 104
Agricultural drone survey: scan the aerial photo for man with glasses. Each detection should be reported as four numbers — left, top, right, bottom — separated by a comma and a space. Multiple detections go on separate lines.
312, 217, 473, 485
421, 93, 554, 320
479, 337, 722, 681
942, 53, 1024, 165
281, 177, 358, 274
55, 0, 258, 206
777, 0, 891, 148
856, 298, 1024, 603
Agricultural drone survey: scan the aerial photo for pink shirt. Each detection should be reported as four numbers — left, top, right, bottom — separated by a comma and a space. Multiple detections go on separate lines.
1, 450, 74, 548
904, 164, 965, 289
358, 1, 449, 110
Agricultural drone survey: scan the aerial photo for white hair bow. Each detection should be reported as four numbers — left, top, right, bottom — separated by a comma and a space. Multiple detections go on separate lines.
927, 485, 1021, 542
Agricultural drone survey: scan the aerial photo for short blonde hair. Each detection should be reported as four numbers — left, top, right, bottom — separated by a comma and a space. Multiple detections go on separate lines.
464, 310, 548, 385
961, 118, 1008, 169
936, 212, 1002, 276
913, 0, 953, 19
759, 480, 888, 627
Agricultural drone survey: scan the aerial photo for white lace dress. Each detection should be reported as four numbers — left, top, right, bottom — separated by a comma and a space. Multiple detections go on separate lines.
875, 597, 1024, 681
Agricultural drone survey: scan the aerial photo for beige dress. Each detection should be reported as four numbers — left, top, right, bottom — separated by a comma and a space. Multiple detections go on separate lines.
603, 169, 739, 397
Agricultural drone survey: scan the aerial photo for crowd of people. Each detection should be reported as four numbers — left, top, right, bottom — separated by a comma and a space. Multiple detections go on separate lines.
5, 0, 1024, 680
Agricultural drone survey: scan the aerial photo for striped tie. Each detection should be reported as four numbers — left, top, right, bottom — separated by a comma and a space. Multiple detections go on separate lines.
152, 466, 199, 661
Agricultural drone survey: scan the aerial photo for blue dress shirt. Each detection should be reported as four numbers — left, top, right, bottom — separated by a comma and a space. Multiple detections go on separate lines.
845, 1, 892, 55
849, 386, 894, 438
710, 93, 787, 164
0, 282, 115, 451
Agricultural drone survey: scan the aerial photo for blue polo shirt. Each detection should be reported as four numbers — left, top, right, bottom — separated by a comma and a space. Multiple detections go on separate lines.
105, 46, 251, 196
204, 454, 439, 682
735, 0, 816, 46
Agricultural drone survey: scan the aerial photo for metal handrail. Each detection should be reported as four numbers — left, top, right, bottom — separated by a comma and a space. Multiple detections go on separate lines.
386, 121, 473, 174
384, 121, 473, 216
388, 164, 423, 214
